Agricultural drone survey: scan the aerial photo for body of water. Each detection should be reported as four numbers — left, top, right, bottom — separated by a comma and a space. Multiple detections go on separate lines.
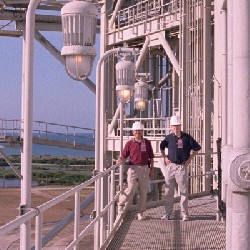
1, 144, 94, 158
0, 178, 38, 187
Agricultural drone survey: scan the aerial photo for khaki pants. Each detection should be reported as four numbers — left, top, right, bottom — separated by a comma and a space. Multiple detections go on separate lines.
161, 162, 188, 216
119, 165, 150, 212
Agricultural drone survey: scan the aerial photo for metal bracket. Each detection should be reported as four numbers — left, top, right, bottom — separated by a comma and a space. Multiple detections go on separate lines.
91, 210, 96, 219
19, 204, 26, 216
19, 204, 40, 216
92, 169, 99, 176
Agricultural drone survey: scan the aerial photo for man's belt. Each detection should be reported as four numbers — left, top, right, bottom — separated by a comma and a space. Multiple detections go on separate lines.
172, 161, 185, 165
129, 163, 148, 166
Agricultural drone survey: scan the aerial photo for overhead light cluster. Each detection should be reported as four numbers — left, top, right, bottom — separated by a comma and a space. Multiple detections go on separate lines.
61, 1, 149, 112
115, 55, 150, 111
61, 0, 97, 80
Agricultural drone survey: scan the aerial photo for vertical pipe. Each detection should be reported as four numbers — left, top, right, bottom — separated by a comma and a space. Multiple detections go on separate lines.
74, 191, 80, 250
225, 1, 234, 249
203, 0, 212, 191
119, 102, 124, 193
109, 168, 115, 231
94, 2, 106, 248
229, 1, 250, 250
21, 28, 25, 140
99, 2, 107, 246
232, 0, 250, 149
227, 0, 233, 146
35, 213, 43, 250
20, 0, 40, 249
220, 2, 228, 206
94, 47, 135, 250
221, 8, 227, 144
179, 0, 188, 128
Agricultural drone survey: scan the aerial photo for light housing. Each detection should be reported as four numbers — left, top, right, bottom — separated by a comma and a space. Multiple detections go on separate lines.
134, 79, 148, 110
61, 0, 97, 80
115, 55, 136, 103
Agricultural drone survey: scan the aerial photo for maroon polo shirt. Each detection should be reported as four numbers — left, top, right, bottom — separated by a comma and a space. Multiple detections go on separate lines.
122, 138, 154, 165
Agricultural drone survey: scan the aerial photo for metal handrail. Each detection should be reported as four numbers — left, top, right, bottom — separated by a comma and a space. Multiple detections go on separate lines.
0, 118, 95, 148
0, 161, 218, 249
108, 0, 180, 31
108, 116, 172, 138
0, 164, 119, 249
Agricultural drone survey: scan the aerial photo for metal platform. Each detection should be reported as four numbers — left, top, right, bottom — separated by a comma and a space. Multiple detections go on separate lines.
0, 119, 95, 151
107, 196, 226, 249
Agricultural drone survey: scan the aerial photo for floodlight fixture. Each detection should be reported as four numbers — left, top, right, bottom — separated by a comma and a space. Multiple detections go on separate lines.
134, 76, 149, 111
115, 54, 136, 103
61, 0, 98, 80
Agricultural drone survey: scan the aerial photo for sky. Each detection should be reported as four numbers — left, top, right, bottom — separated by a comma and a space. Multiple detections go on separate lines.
0, 31, 99, 130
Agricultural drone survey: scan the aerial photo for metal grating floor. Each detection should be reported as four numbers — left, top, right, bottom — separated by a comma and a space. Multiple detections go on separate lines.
107, 196, 226, 249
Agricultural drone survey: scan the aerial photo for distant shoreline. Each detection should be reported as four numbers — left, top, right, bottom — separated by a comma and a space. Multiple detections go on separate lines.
5, 154, 95, 159
0, 142, 95, 158
0, 156, 95, 186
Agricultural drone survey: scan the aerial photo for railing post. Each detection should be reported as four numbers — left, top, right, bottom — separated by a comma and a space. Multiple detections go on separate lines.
109, 169, 115, 232
74, 191, 80, 250
66, 125, 69, 142
35, 212, 43, 250
45, 122, 48, 139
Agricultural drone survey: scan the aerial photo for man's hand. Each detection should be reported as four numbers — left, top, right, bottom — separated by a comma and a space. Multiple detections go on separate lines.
184, 151, 198, 166
184, 159, 191, 167
164, 156, 171, 166
117, 156, 125, 164
149, 168, 154, 180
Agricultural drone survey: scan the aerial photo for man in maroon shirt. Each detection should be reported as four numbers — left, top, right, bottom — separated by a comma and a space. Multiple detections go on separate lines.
117, 121, 154, 220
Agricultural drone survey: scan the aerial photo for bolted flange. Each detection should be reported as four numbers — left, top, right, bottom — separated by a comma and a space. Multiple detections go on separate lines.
230, 154, 250, 190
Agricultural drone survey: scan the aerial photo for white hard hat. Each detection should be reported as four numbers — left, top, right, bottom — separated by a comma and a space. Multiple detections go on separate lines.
170, 115, 181, 126
131, 121, 144, 130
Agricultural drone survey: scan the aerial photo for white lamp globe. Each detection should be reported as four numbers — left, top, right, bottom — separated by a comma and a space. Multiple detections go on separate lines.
134, 80, 148, 110
61, 0, 97, 80
115, 55, 136, 103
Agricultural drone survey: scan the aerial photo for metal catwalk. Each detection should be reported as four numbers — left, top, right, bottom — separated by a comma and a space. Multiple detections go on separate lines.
107, 195, 226, 249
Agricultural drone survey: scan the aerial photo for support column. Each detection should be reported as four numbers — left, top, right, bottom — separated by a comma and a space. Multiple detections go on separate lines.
203, 0, 212, 191
224, 1, 234, 248
20, 0, 40, 249
232, 1, 250, 148
227, 1, 250, 249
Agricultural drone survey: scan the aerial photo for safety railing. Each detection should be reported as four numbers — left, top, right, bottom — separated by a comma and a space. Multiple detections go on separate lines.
109, 116, 216, 196
108, 0, 181, 31
0, 164, 119, 249
0, 118, 95, 150
110, 116, 172, 138
32, 120, 95, 149
0, 162, 162, 249
0, 118, 21, 137
0, 160, 218, 249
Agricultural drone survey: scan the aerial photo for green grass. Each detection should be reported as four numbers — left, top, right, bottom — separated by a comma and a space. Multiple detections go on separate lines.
32, 170, 92, 186
0, 156, 94, 185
